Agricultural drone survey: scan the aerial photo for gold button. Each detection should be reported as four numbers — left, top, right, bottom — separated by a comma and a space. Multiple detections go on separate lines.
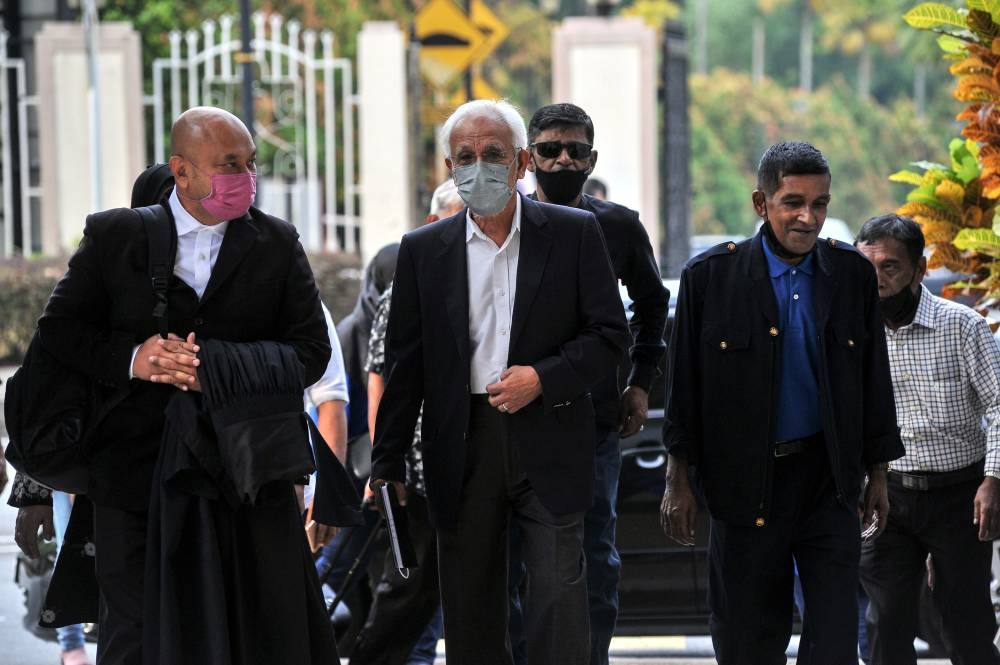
719, 341, 728, 350
847, 339, 855, 348
769, 326, 779, 337
727, 242, 737, 252
755, 517, 766, 527
829, 238, 838, 246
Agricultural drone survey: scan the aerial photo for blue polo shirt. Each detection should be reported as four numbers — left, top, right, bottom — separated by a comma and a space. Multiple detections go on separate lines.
761, 240, 822, 442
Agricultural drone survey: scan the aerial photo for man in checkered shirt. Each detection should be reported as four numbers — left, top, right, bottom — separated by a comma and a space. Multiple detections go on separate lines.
856, 213, 1000, 665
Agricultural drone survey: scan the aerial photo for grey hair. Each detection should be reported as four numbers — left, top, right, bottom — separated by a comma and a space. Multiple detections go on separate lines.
438, 99, 528, 157
428, 179, 463, 216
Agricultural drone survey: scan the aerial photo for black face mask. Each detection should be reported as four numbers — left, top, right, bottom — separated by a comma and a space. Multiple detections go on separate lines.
760, 217, 812, 261
880, 281, 921, 327
534, 167, 590, 205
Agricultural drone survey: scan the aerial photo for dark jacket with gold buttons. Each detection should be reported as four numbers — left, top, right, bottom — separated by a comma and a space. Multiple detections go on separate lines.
663, 231, 902, 526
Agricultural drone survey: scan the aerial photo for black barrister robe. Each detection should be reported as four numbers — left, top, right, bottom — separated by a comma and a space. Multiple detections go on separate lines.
144, 340, 361, 665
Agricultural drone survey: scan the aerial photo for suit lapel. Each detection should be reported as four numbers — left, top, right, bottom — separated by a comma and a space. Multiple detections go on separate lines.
510, 197, 552, 350
437, 215, 471, 365
199, 213, 258, 305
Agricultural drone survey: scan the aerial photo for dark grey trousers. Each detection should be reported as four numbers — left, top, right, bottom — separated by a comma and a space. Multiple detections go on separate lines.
436, 398, 590, 665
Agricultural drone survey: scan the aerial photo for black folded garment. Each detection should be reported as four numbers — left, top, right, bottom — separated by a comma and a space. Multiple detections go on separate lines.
195, 339, 315, 505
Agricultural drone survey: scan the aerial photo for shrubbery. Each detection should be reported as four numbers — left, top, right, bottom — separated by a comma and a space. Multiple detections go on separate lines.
0, 252, 363, 366
690, 71, 947, 237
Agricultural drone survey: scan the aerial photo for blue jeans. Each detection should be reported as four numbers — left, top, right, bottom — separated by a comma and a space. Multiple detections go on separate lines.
509, 430, 620, 665
405, 606, 443, 665
53, 492, 86, 652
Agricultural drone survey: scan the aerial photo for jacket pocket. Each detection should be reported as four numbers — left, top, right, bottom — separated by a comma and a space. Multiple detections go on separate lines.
832, 322, 867, 351
701, 325, 751, 353
554, 392, 595, 426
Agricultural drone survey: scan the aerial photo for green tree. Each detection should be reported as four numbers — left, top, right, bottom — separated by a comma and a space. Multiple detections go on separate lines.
814, 0, 906, 100
689, 70, 944, 237
101, 0, 416, 80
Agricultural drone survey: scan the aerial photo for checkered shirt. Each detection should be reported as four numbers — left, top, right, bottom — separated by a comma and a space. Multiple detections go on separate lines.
885, 284, 1000, 478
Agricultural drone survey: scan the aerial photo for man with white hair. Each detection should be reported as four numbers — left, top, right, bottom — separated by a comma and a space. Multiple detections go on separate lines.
369, 100, 627, 664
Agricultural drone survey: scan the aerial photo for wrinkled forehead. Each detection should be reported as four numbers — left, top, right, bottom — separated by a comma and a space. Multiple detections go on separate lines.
450, 113, 514, 153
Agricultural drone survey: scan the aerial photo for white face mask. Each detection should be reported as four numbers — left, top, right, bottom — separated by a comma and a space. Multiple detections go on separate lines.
452, 156, 516, 217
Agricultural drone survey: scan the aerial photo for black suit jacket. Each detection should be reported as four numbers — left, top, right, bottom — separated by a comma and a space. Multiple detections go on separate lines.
371, 194, 627, 528
36, 204, 330, 509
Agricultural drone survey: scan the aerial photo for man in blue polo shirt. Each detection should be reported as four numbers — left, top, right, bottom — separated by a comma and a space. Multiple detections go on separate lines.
661, 141, 903, 665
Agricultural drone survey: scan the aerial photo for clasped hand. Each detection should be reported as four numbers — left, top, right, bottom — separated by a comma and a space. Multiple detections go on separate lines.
132, 332, 202, 391
486, 365, 541, 415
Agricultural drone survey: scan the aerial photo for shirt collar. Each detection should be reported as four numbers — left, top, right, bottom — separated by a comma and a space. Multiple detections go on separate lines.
168, 189, 229, 237
908, 283, 936, 330
761, 236, 814, 277
465, 194, 521, 245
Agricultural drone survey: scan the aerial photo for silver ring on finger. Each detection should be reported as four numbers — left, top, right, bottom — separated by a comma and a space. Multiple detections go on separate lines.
500, 403, 509, 413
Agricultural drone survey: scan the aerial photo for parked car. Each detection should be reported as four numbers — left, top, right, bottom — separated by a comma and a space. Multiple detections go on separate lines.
616, 278, 711, 635
616, 407, 711, 635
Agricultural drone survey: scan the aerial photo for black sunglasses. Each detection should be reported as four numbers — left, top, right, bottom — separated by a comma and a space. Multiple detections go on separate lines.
530, 140, 593, 160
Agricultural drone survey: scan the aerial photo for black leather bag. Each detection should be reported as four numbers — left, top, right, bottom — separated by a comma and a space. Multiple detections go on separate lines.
3, 204, 173, 493
3, 334, 124, 493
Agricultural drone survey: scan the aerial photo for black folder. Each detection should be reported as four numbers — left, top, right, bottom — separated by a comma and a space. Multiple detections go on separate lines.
375, 481, 418, 577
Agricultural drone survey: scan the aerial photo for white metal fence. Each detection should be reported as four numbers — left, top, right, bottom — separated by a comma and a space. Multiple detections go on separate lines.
147, 13, 360, 253
0, 29, 40, 257
0, 13, 362, 257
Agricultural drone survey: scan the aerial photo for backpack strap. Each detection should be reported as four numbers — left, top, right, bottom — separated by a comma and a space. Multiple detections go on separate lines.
135, 204, 176, 339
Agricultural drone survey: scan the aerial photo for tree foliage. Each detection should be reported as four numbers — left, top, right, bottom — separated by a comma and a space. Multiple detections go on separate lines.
100, 0, 416, 85
897, 1, 1000, 304
697, 0, 956, 125
689, 70, 941, 237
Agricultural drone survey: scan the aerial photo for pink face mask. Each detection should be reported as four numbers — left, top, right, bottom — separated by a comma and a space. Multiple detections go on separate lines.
198, 172, 256, 221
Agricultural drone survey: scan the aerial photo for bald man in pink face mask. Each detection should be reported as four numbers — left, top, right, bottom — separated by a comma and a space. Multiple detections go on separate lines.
11, 106, 333, 665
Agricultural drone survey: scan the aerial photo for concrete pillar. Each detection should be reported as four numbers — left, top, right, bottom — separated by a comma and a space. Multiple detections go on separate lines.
661, 21, 690, 278
35, 21, 143, 254
358, 21, 412, 265
553, 17, 660, 263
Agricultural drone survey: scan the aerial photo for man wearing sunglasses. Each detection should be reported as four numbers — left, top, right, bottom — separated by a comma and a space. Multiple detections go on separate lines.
505, 103, 669, 665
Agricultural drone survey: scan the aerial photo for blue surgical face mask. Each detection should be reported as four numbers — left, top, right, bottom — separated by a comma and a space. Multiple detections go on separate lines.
451, 155, 517, 217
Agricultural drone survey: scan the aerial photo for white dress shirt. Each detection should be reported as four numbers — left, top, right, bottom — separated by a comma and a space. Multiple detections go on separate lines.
129, 191, 229, 377
466, 196, 521, 393
304, 302, 349, 508
169, 188, 229, 299
305, 303, 349, 407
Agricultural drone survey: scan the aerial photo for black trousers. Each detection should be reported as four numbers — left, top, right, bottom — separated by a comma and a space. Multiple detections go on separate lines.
435, 398, 589, 665
860, 473, 1000, 665
94, 504, 148, 665
350, 492, 440, 665
708, 442, 862, 665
